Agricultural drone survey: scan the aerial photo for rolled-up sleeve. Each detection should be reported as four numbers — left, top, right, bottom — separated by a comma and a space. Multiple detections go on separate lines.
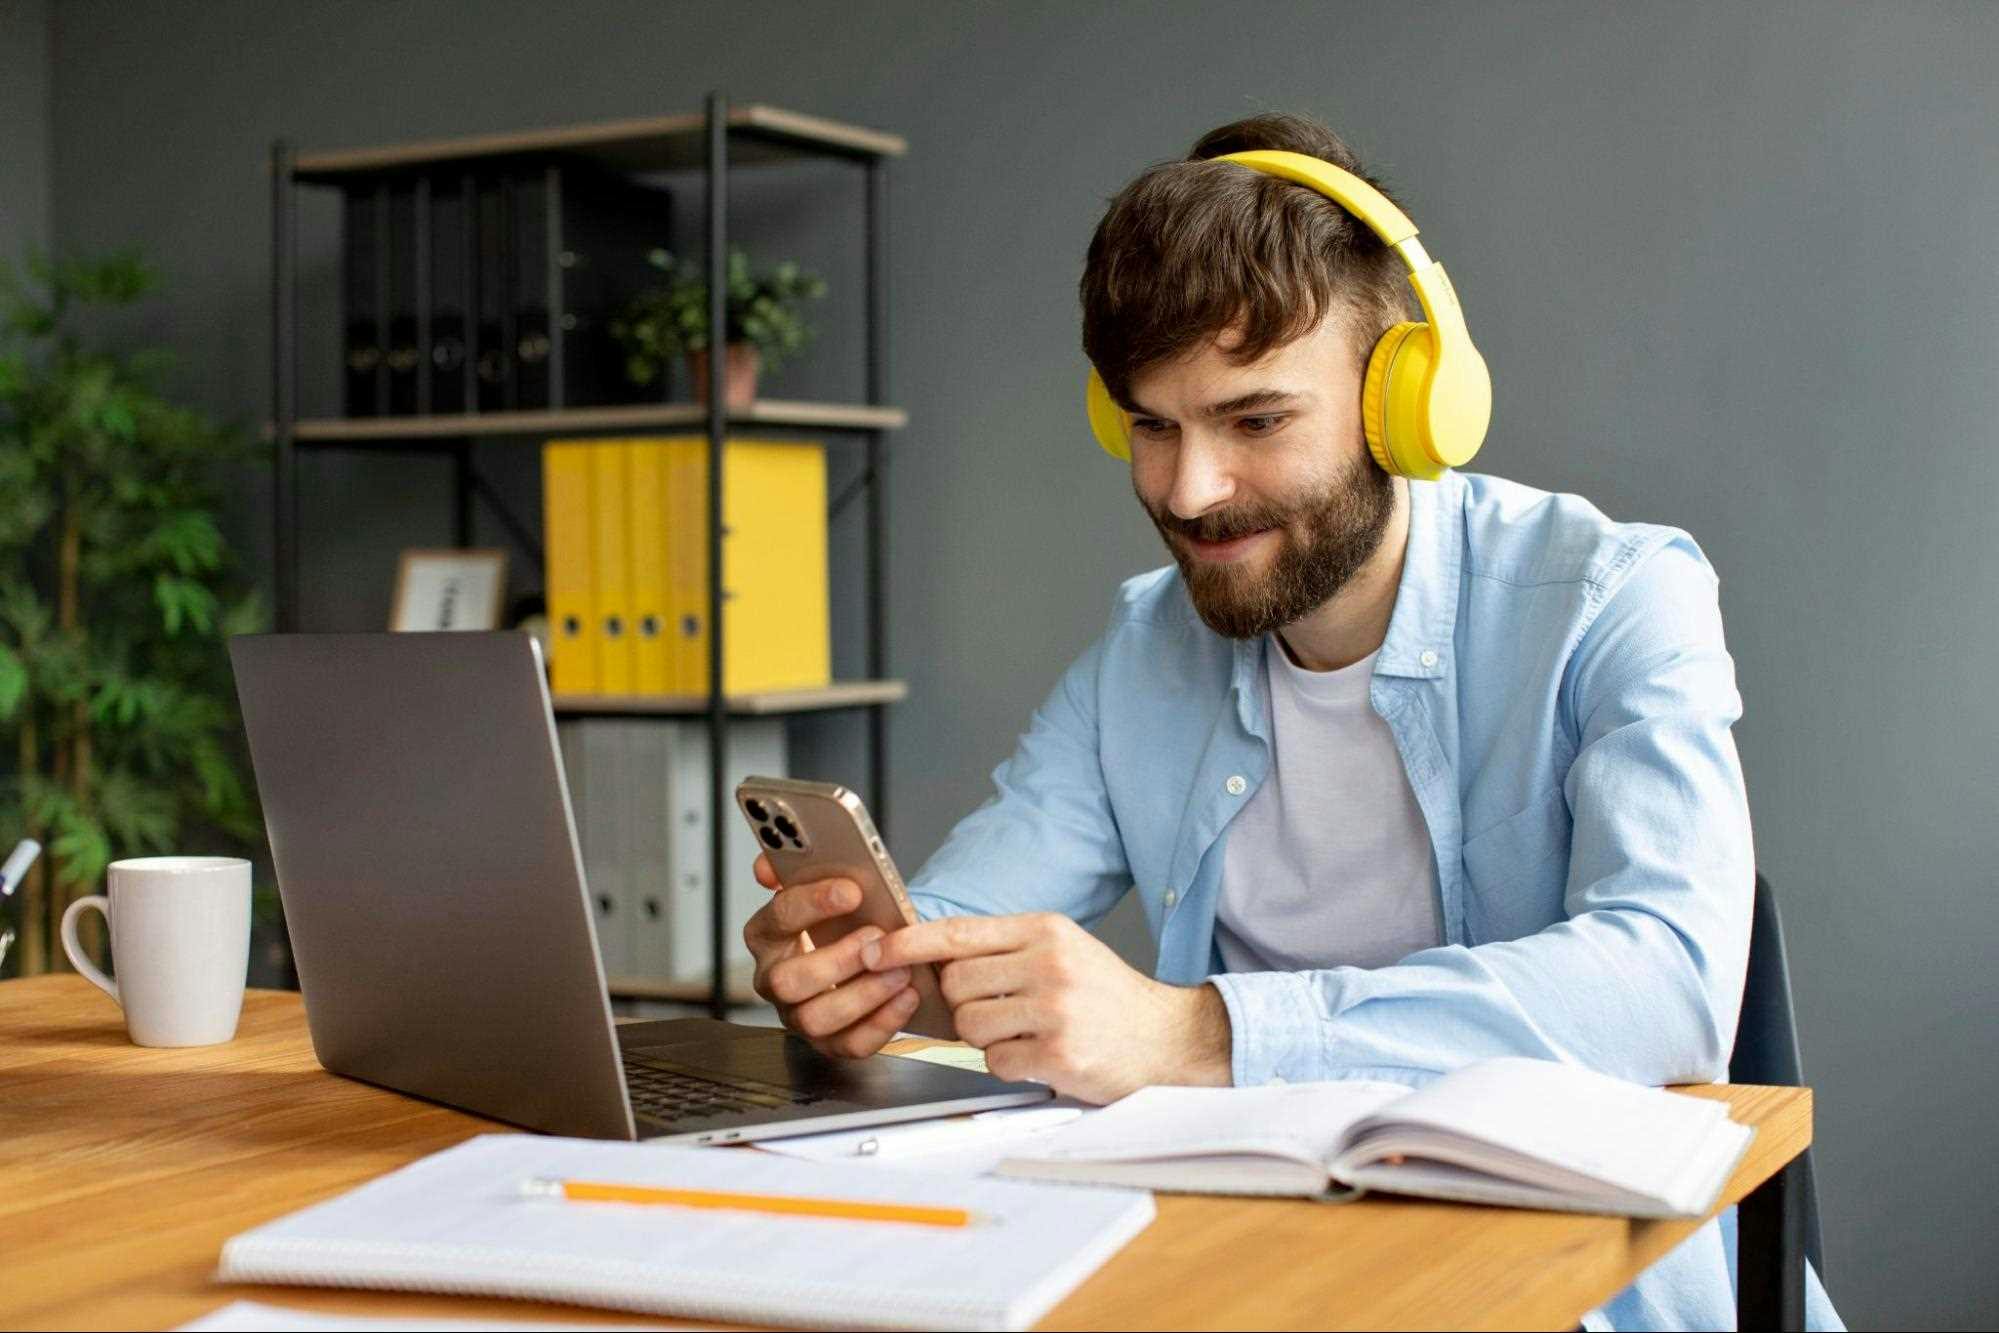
1210, 539, 1754, 1088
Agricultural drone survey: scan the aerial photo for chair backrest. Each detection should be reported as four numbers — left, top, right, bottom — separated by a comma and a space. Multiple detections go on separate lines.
1729, 872, 1825, 1276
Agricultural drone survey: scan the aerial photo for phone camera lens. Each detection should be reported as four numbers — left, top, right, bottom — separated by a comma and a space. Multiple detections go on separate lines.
758, 826, 783, 850
744, 798, 769, 822
774, 815, 799, 840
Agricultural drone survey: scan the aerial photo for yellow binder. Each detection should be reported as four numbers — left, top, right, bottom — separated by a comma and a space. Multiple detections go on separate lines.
670, 437, 829, 696
589, 442, 634, 695
667, 440, 704, 695
626, 441, 671, 694
541, 441, 597, 695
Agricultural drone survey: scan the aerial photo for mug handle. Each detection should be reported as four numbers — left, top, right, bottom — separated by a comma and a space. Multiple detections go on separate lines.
60, 895, 120, 1005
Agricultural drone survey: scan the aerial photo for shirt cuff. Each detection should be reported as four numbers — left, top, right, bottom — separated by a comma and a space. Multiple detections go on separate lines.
1210, 970, 1440, 1088
1207, 969, 1327, 1086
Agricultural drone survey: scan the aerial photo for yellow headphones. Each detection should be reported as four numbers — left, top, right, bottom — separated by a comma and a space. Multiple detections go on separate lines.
1086, 149, 1491, 481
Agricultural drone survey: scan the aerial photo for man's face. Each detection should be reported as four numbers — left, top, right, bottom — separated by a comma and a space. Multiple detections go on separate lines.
1125, 317, 1395, 639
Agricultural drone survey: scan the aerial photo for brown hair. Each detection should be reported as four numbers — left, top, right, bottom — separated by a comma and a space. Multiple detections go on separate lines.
1080, 112, 1411, 409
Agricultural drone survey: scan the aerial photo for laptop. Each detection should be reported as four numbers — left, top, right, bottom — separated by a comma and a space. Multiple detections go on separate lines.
228, 631, 1052, 1143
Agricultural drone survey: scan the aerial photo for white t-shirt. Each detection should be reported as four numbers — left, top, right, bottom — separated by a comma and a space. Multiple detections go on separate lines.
1215, 639, 1443, 974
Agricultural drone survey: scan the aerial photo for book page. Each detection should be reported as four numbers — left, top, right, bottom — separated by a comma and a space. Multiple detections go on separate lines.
1002, 1080, 1410, 1171
1338, 1057, 1737, 1205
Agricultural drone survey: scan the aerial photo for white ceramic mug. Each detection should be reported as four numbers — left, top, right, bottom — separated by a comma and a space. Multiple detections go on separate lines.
61, 856, 251, 1047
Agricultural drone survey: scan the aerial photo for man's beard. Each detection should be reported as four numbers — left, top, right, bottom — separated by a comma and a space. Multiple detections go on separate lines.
1141, 450, 1396, 640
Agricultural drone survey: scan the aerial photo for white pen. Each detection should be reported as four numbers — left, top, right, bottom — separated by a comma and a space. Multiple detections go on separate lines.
855, 1105, 1084, 1159
1, 839, 40, 897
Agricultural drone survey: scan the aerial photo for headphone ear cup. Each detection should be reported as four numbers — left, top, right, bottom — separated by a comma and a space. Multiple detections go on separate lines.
1085, 367, 1131, 460
1362, 321, 1434, 479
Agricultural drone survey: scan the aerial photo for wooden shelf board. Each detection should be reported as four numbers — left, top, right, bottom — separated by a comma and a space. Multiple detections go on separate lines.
293, 104, 905, 179
609, 965, 760, 1006
552, 679, 907, 717
284, 399, 906, 443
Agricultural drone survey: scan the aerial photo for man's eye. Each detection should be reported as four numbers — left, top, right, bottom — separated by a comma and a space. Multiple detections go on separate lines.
1131, 418, 1175, 437
1238, 415, 1284, 435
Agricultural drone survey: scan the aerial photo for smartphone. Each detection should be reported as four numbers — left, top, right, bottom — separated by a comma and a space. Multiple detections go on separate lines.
734, 776, 955, 1039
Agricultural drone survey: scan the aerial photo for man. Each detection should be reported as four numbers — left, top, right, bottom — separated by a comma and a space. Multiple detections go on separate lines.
744, 113, 1838, 1330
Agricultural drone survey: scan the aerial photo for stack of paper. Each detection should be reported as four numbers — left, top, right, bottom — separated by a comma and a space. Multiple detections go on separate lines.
219, 1135, 1154, 1332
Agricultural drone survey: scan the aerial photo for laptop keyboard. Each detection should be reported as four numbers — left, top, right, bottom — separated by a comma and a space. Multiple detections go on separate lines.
621, 1053, 823, 1123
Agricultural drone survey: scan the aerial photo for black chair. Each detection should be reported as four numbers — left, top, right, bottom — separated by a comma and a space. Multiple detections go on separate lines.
1729, 872, 1826, 1278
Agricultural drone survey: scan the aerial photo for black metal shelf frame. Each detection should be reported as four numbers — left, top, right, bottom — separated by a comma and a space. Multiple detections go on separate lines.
269, 92, 894, 1018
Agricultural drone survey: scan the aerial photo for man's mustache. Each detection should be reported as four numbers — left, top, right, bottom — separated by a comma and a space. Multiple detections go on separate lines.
1152, 505, 1291, 544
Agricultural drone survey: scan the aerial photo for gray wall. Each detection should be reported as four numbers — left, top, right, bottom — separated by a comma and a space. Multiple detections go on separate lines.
36, 2, 1998, 1326
0, 0, 51, 264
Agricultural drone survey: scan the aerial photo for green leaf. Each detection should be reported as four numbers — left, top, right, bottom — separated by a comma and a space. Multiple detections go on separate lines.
220, 588, 269, 639
190, 734, 247, 817
0, 641, 24, 720
97, 770, 178, 854
154, 574, 218, 636
49, 816, 112, 890
144, 510, 226, 575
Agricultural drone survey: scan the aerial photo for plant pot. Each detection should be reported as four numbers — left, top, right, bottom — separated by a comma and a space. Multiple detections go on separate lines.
688, 343, 761, 408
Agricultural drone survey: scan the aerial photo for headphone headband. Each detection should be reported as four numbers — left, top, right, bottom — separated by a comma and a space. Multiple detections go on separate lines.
1217, 150, 1419, 245
1086, 147, 1491, 479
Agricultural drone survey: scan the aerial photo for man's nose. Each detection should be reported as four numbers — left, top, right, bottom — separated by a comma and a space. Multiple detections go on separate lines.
1167, 433, 1234, 520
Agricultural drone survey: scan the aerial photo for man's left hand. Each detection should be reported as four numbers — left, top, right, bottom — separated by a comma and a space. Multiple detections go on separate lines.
860, 912, 1232, 1104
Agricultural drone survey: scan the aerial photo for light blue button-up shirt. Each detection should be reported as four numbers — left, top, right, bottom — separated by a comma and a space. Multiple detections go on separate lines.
908, 469, 1839, 1331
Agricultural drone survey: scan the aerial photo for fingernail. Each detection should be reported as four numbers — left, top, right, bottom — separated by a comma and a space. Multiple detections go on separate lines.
893, 987, 918, 1011
880, 967, 908, 989
860, 940, 881, 969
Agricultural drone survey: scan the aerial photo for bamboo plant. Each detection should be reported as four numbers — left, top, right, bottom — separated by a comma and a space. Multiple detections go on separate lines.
0, 253, 267, 976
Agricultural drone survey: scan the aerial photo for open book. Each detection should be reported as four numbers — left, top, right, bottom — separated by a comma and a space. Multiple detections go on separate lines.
995, 1056, 1753, 1218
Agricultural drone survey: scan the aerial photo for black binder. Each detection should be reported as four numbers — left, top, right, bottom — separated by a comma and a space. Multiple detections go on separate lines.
474, 175, 513, 412
511, 167, 554, 409
428, 172, 474, 415
385, 181, 421, 416
507, 160, 672, 410
340, 185, 387, 417
344, 159, 670, 417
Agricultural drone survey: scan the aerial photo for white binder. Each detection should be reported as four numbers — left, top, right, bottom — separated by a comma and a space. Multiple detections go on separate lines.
648, 718, 786, 984
559, 718, 633, 978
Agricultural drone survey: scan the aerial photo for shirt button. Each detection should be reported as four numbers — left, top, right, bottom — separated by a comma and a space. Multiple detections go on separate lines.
1225, 774, 1247, 796
1420, 649, 1439, 668
1163, 888, 1178, 909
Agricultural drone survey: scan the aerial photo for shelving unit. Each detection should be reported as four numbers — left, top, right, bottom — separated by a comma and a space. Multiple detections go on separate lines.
269, 93, 903, 1017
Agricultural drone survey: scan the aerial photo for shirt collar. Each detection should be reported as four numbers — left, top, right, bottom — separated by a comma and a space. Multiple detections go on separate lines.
1226, 470, 1465, 724
1372, 470, 1465, 680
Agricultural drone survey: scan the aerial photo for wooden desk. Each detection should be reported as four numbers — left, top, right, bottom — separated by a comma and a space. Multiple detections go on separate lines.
1, 977, 1811, 1330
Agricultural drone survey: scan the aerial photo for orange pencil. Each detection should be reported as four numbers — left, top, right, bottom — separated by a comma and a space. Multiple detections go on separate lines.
522, 1177, 978, 1228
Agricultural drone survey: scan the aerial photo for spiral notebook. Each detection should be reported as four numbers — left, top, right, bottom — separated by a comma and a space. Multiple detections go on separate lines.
217, 1135, 1155, 1333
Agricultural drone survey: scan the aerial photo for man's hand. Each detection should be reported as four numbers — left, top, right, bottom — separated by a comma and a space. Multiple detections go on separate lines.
860, 911, 1232, 1104
743, 854, 917, 1058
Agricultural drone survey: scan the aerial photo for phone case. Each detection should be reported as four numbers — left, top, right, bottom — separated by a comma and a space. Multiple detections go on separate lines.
734, 777, 956, 1039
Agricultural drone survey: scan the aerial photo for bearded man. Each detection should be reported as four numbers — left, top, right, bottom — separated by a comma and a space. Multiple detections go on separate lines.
742, 111, 1841, 1331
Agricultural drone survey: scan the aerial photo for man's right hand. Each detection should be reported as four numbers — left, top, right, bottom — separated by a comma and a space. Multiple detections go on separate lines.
744, 854, 919, 1058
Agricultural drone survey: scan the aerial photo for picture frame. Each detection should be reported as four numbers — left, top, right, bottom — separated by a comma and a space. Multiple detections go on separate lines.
389, 548, 509, 632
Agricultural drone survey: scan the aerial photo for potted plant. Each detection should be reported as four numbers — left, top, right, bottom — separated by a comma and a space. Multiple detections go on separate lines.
611, 248, 827, 406
0, 253, 273, 979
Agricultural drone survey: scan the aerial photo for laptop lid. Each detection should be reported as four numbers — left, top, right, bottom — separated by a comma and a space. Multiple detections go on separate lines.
230, 631, 638, 1139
